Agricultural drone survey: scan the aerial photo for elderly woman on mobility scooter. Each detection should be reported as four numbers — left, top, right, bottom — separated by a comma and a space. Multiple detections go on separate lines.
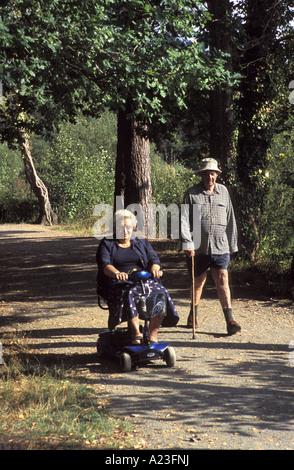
96, 210, 179, 345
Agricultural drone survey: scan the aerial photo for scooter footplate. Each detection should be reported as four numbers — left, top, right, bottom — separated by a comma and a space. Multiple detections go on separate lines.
123, 342, 170, 362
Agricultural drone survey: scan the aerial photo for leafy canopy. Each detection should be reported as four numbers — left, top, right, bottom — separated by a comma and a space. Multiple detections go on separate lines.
0, 0, 237, 143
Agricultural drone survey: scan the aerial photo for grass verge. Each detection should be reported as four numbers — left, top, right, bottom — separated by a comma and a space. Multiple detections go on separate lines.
0, 333, 142, 450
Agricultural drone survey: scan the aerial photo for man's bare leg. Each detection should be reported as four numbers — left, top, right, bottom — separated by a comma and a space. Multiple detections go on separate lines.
211, 268, 241, 335
211, 268, 231, 309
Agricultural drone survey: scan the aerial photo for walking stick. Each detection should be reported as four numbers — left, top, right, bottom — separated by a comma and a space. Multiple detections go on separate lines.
191, 254, 196, 339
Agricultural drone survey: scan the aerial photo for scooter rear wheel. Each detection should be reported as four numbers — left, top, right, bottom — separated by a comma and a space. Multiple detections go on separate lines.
96, 338, 103, 356
120, 351, 132, 372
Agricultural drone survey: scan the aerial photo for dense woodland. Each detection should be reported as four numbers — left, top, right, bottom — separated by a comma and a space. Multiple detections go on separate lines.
0, 0, 293, 273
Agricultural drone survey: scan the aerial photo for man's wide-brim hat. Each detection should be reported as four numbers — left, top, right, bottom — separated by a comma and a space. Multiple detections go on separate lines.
197, 158, 222, 174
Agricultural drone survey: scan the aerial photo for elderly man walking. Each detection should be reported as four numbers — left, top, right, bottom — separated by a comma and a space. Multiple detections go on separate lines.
181, 158, 241, 336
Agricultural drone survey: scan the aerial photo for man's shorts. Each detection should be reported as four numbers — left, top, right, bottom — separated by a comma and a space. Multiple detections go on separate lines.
186, 253, 230, 279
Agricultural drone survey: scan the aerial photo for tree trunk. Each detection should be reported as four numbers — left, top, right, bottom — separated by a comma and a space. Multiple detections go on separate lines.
115, 98, 153, 234
207, 0, 234, 176
18, 128, 58, 225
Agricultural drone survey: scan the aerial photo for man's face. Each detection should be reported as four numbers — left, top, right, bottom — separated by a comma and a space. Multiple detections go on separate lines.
200, 170, 219, 190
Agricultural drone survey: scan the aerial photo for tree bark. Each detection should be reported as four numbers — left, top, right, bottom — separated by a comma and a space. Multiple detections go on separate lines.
207, 0, 234, 175
18, 128, 58, 225
115, 98, 152, 234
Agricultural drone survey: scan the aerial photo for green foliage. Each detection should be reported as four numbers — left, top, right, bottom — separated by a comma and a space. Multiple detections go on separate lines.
97, 0, 237, 126
224, 117, 294, 265
258, 124, 294, 264
32, 113, 116, 221
33, 115, 198, 221
0, 0, 236, 145
151, 149, 197, 206
0, 143, 37, 222
0, 111, 198, 223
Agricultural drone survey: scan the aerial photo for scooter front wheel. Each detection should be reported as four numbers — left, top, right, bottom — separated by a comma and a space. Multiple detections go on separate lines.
164, 346, 176, 367
120, 351, 132, 372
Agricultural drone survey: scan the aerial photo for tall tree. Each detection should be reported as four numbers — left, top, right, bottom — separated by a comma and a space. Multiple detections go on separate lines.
98, 0, 215, 225
100, 0, 240, 231
207, 0, 235, 175
235, 0, 294, 258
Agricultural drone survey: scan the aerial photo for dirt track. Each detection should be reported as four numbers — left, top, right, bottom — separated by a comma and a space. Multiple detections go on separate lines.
0, 224, 293, 450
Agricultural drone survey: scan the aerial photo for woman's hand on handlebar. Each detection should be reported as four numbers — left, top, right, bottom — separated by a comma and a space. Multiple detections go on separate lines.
114, 271, 128, 281
151, 266, 163, 279
152, 270, 163, 279
104, 265, 129, 281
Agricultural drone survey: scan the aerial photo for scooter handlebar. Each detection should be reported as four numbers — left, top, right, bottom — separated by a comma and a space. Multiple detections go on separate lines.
113, 269, 161, 285
128, 270, 152, 282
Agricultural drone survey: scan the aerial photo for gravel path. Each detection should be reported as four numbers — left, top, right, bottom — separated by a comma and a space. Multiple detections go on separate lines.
1, 224, 293, 450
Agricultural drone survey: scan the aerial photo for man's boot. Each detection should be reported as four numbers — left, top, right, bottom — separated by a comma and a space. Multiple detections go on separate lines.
223, 308, 241, 335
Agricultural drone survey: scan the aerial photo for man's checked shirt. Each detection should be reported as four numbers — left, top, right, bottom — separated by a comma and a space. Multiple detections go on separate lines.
181, 182, 238, 255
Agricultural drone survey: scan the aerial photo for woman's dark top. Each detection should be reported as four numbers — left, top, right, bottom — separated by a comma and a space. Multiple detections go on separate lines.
115, 246, 142, 273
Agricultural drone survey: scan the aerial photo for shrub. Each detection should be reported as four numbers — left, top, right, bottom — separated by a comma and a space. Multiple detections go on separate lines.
151, 149, 197, 206
0, 143, 38, 222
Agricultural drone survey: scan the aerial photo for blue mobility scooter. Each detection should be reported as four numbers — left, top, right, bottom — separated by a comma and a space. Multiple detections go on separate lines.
97, 270, 176, 372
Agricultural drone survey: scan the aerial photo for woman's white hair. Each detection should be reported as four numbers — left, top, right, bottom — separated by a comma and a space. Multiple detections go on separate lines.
114, 209, 137, 228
